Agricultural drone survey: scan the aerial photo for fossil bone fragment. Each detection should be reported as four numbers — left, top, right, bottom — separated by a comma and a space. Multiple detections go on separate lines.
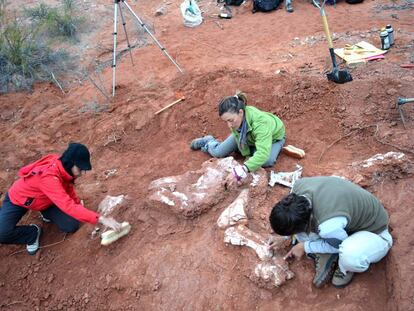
149, 157, 240, 218
217, 189, 249, 229
224, 225, 273, 261
98, 195, 126, 216
254, 259, 295, 288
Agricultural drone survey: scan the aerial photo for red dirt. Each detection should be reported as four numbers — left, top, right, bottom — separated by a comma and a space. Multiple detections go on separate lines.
1, 0, 413, 310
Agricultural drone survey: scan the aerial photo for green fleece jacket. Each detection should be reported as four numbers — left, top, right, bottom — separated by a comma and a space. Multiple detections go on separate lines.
231, 106, 285, 172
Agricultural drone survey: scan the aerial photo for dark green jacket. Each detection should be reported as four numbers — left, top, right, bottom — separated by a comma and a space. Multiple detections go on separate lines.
292, 176, 389, 234
231, 106, 285, 172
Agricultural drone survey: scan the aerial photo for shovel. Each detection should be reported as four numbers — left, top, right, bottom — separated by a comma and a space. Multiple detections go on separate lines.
397, 97, 414, 129
313, 0, 352, 84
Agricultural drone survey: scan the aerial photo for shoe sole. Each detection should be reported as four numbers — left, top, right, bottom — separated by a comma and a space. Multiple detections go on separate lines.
332, 274, 354, 288
313, 254, 338, 288
27, 226, 42, 256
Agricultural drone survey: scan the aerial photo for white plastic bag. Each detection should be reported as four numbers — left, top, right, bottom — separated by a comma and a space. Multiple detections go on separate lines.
180, 0, 203, 28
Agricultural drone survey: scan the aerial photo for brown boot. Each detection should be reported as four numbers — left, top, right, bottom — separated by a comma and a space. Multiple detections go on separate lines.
312, 253, 338, 288
331, 267, 354, 288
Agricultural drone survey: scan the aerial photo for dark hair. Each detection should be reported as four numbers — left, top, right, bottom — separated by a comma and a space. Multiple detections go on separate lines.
60, 142, 92, 175
269, 193, 311, 236
218, 91, 247, 116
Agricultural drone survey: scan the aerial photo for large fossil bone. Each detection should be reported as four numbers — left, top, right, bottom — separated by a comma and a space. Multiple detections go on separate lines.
217, 189, 249, 229
224, 225, 294, 288
148, 157, 239, 218
224, 225, 273, 261
337, 151, 413, 187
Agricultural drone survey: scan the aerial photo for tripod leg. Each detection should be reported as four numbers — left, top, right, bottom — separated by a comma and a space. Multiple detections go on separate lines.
118, 3, 134, 66
121, 0, 184, 73
112, 1, 119, 97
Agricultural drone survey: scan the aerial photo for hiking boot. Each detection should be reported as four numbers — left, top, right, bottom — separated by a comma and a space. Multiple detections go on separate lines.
190, 135, 214, 150
332, 267, 354, 288
285, 0, 294, 12
26, 224, 42, 255
312, 253, 338, 288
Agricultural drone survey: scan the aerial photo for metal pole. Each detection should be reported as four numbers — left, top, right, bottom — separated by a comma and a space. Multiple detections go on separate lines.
121, 0, 184, 73
112, 0, 119, 96
118, 3, 134, 66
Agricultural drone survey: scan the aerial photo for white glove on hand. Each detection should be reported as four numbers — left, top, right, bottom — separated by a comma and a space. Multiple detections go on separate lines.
232, 164, 248, 182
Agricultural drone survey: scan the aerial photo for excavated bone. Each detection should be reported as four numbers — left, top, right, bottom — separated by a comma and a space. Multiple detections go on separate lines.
98, 195, 126, 216
338, 151, 413, 187
217, 189, 249, 229
148, 157, 240, 218
224, 225, 273, 261
269, 165, 303, 188
254, 259, 295, 288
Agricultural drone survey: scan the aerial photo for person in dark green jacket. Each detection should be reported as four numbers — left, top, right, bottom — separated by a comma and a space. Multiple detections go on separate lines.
268, 176, 392, 288
190, 92, 285, 181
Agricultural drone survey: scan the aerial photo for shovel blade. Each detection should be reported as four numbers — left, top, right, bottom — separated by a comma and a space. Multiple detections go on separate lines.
327, 69, 353, 84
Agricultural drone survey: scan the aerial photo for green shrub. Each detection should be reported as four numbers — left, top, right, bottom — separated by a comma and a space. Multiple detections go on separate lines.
24, 0, 84, 40
0, 19, 71, 93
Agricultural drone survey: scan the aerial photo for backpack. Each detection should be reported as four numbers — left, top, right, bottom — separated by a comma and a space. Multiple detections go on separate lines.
252, 0, 281, 13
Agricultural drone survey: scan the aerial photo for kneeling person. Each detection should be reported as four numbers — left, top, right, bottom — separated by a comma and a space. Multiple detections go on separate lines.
269, 176, 392, 288
0, 143, 122, 255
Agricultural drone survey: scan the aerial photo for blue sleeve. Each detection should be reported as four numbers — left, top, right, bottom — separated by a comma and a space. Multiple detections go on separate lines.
304, 217, 348, 254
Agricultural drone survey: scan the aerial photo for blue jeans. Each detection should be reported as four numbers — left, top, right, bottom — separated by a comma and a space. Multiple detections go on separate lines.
0, 193, 79, 245
202, 134, 285, 168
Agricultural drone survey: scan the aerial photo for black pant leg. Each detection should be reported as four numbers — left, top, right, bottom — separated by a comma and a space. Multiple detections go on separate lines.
41, 205, 80, 233
0, 193, 38, 244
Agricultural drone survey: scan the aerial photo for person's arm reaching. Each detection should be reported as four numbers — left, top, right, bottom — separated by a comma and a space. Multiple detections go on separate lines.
303, 217, 348, 254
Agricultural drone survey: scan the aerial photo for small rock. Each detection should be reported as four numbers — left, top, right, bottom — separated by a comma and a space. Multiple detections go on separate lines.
155, 4, 167, 16
390, 121, 397, 127
386, 88, 397, 96
153, 280, 161, 291
47, 274, 54, 284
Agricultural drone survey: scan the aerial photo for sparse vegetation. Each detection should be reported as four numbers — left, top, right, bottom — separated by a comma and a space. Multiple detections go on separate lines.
24, 0, 85, 40
0, 0, 82, 93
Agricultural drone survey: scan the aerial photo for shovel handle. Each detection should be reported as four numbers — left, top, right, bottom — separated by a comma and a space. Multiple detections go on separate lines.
320, 9, 334, 49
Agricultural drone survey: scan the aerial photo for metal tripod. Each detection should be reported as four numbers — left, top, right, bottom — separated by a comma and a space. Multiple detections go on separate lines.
112, 0, 184, 96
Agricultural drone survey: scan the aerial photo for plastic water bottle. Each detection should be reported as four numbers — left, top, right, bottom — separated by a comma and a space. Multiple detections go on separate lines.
380, 28, 390, 50
386, 24, 394, 46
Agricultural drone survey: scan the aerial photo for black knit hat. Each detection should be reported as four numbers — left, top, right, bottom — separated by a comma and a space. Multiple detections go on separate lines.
60, 143, 92, 171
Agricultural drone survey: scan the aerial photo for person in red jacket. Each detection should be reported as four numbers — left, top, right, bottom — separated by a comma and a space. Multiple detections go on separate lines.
0, 143, 122, 255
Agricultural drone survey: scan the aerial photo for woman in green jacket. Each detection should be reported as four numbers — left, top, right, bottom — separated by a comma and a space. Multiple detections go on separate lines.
190, 92, 285, 180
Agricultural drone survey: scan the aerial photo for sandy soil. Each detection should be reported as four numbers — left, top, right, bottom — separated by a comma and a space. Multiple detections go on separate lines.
0, 0, 413, 310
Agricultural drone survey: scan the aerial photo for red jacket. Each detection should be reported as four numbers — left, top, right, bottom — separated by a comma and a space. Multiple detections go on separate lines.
8, 154, 99, 224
